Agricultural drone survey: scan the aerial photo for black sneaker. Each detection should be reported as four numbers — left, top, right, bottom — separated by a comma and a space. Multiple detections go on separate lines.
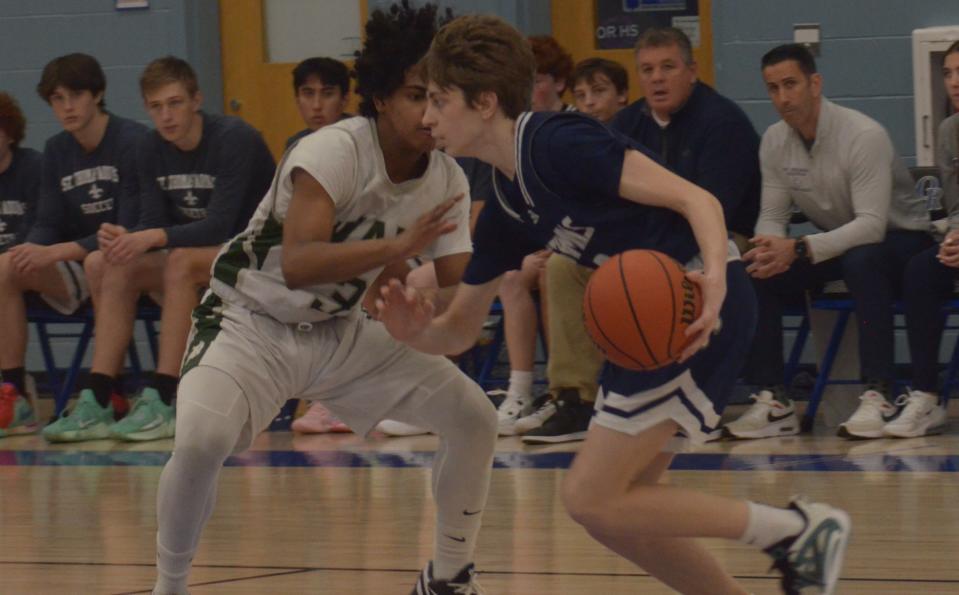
521, 389, 592, 444
411, 562, 484, 595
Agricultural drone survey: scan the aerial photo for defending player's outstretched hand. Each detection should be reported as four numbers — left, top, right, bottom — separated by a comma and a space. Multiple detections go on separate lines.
392, 194, 464, 261
678, 268, 725, 362
375, 278, 435, 342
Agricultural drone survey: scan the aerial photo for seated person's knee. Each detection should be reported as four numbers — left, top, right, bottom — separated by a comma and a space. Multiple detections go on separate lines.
0, 252, 15, 284
165, 248, 212, 288
165, 248, 192, 283
83, 250, 105, 280
498, 269, 527, 302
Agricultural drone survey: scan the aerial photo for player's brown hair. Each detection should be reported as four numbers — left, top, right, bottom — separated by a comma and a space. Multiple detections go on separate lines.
36, 53, 107, 107
571, 58, 629, 95
424, 14, 535, 120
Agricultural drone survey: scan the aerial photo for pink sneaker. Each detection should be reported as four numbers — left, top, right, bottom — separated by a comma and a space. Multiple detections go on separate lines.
292, 402, 352, 434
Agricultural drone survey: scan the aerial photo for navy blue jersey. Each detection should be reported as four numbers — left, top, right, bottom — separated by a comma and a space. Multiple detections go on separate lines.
0, 147, 42, 252
136, 112, 276, 248
463, 111, 698, 284
455, 157, 493, 203
27, 114, 148, 252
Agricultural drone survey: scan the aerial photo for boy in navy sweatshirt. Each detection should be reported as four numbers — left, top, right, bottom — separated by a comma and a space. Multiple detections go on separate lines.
0, 91, 43, 438
57, 56, 275, 443
0, 54, 147, 441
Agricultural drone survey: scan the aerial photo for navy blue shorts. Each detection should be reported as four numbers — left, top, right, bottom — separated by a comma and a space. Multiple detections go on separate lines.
593, 260, 757, 443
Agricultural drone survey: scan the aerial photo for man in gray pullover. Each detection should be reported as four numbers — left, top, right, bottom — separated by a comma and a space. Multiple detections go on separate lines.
725, 43, 932, 440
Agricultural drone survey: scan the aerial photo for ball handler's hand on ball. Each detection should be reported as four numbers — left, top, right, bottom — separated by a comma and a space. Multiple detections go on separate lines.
679, 269, 726, 362
392, 194, 463, 262
376, 279, 435, 342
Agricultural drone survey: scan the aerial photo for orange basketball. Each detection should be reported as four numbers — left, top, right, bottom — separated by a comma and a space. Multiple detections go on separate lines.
583, 249, 703, 371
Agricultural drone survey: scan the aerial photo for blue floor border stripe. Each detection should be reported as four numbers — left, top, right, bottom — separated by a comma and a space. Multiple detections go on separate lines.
1, 450, 957, 472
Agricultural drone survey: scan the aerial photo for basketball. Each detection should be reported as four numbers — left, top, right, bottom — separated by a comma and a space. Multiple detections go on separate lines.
583, 249, 702, 371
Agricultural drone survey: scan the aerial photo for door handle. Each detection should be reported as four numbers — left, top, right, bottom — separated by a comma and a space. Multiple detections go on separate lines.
229, 98, 242, 112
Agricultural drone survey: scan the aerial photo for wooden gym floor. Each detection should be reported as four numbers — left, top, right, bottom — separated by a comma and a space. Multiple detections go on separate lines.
2, 401, 958, 594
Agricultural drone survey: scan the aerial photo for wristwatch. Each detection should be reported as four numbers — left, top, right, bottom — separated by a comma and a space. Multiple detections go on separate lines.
794, 236, 810, 263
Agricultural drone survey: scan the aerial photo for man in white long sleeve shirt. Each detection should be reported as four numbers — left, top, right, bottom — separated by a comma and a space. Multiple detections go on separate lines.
724, 43, 932, 441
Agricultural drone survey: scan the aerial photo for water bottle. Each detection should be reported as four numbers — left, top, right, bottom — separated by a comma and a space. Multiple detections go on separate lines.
916, 175, 946, 220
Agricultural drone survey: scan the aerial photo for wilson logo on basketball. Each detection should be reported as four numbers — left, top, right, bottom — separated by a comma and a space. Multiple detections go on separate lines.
680, 278, 697, 325
583, 249, 703, 371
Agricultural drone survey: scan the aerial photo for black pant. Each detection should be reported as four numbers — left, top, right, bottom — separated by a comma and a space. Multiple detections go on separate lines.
903, 244, 959, 392
745, 230, 934, 387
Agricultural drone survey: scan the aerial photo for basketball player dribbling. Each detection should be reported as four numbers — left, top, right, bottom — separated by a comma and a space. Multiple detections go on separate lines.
152, 4, 496, 595
376, 14, 851, 595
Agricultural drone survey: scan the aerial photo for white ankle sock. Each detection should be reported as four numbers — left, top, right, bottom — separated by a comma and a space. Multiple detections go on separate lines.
739, 501, 805, 550
508, 370, 533, 398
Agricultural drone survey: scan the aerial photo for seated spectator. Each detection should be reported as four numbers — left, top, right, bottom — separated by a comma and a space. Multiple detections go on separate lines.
46, 56, 275, 443
1, 54, 148, 441
896, 39, 959, 438
0, 91, 43, 438
520, 59, 629, 444
494, 35, 575, 436
611, 27, 759, 253
528, 35, 576, 113
727, 44, 931, 440
288, 56, 354, 435
570, 58, 628, 124
286, 57, 352, 149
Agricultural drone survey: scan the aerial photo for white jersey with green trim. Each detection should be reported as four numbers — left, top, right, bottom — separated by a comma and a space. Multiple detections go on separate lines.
209, 116, 472, 324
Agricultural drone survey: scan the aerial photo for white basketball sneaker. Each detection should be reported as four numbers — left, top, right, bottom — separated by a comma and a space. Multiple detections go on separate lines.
513, 395, 557, 434
376, 420, 430, 437
837, 389, 900, 439
495, 390, 533, 436
883, 390, 947, 438
722, 390, 800, 439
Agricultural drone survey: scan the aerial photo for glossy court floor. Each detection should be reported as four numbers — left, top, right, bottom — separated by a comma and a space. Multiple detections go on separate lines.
2, 399, 958, 594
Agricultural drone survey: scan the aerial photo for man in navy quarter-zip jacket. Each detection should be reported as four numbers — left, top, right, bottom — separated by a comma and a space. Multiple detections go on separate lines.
611, 27, 760, 251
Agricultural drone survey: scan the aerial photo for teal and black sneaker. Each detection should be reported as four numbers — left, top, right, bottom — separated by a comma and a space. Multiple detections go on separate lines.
42, 389, 114, 443
766, 497, 851, 595
110, 387, 175, 442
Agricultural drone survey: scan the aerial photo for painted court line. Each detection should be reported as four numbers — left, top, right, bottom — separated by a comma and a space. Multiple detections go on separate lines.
1, 449, 957, 471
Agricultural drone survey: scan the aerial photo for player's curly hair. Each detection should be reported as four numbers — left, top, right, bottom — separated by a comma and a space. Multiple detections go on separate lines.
0, 91, 27, 148
353, 0, 453, 118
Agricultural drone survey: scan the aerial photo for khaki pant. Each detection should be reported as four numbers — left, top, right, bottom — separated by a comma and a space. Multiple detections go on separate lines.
546, 233, 750, 404
545, 253, 605, 403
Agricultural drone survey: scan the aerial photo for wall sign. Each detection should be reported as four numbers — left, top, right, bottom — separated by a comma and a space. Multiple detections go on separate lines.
116, 0, 149, 9
595, 0, 700, 50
